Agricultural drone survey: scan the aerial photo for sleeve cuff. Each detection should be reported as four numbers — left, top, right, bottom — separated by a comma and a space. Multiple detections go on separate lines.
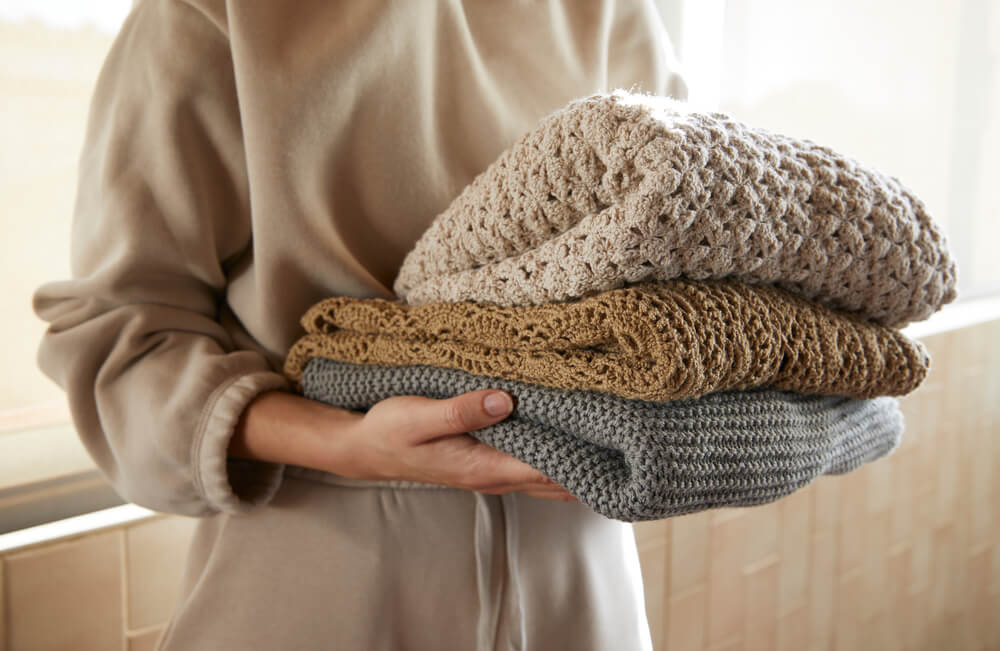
194, 371, 291, 514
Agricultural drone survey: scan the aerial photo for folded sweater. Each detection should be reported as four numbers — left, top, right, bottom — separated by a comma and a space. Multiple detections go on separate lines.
393, 92, 957, 327
284, 280, 928, 401
302, 358, 903, 521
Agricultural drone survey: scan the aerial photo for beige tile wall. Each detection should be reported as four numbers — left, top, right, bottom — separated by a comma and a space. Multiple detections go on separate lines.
1, 517, 196, 651
1, 320, 997, 651
637, 318, 1000, 651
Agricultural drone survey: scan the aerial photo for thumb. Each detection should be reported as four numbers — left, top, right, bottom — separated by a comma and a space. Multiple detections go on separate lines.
405, 389, 515, 443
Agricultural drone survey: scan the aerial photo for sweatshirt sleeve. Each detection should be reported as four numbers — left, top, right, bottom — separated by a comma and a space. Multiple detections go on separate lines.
31, 0, 289, 517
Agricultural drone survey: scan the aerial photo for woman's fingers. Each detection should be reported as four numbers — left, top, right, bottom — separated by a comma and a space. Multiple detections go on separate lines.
476, 482, 577, 501
400, 390, 515, 443
520, 490, 578, 502
422, 434, 556, 489
478, 485, 578, 501
360, 391, 577, 502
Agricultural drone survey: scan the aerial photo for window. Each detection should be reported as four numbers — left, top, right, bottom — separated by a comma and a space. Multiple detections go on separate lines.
1, 1, 132, 531
660, 0, 1000, 299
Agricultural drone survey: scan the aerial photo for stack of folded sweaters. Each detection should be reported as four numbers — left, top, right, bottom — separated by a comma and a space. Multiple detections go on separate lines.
283, 92, 957, 522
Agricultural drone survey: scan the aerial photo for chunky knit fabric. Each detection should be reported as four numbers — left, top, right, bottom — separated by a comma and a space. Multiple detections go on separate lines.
284, 280, 928, 401
302, 358, 903, 521
393, 92, 957, 327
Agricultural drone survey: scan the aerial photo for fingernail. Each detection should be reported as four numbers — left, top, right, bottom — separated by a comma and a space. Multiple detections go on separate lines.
484, 392, 513, 417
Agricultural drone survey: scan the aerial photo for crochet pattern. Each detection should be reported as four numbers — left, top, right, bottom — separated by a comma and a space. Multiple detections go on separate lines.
393, 91, 957, 327
284, 280, 929, 401
302, 358, 903, 522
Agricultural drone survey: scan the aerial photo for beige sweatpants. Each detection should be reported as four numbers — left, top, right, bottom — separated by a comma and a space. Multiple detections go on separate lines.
157, 468, 653, 650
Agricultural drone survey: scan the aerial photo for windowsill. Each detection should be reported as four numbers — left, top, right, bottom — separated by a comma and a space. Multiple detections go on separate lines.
0, 503, 158, 555
901, 293, 1000, 339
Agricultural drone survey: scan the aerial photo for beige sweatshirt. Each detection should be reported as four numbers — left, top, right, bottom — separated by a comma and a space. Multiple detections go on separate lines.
32, 0, 686, 517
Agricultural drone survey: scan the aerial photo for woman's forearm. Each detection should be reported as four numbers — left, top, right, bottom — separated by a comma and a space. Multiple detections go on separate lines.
228, 390, 363, 473
228, 388, 576, 500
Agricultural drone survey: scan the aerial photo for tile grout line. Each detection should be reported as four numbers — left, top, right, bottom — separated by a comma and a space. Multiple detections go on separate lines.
1, 558, 7, 651
700, 521, 712, 651
802, 487, 814, 635
119, 528, 128, 651
660, 522, 671, 651
830, 479, 848, 651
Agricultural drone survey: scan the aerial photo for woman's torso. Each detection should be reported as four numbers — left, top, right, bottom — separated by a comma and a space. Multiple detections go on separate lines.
203, 0, 685, 371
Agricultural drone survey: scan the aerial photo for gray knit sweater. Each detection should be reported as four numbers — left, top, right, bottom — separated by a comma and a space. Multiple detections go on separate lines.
302, 358, 903, 522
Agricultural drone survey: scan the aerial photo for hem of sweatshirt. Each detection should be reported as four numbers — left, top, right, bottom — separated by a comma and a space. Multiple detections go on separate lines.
193, 371, 291, 514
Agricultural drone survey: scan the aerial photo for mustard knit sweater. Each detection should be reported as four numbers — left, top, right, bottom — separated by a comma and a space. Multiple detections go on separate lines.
285, 280, 928, 401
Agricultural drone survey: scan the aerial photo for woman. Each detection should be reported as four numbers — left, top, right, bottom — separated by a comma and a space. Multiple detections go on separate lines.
33, 0, 687, 648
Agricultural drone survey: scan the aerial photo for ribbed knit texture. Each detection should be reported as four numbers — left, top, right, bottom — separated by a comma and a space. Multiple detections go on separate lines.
393, 91, 957, 327
284, 280, 928, 401
302, 358, 903, 521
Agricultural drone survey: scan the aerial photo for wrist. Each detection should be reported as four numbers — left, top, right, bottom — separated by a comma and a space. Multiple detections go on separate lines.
229, 390, 363, 473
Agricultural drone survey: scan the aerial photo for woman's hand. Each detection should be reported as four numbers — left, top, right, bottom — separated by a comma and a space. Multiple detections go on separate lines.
230, 389, 577, 502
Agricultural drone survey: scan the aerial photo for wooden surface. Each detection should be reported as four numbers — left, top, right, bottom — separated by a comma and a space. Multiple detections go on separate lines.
635, 318, 1000, 651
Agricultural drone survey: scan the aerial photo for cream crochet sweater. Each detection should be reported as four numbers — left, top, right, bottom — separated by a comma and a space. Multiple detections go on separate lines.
394, 92, 957, 327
